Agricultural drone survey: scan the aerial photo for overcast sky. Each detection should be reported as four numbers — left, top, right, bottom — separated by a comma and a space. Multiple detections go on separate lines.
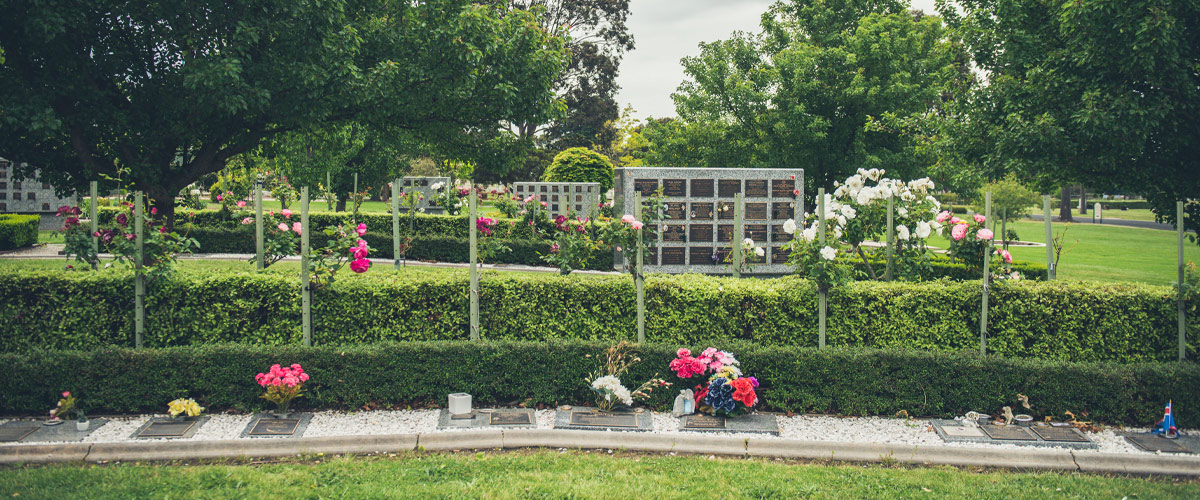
614, 0, 939, 120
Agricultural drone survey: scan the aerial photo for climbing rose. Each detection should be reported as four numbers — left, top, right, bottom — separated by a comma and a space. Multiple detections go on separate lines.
631, 221, 643, 230
974, 214, 986, 224
621, 214, 635, 224
292, 222, 302, 235
951, 224, 968, 241
350, 258, 371, 273
356, 223, 367, 236
236, 201, 246, 208
977, 229, 994, 240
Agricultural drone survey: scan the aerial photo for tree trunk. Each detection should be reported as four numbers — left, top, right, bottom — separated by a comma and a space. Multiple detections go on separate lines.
147, 188, 177, 232
336, 197, 347, 212
1078, 185, 1087, 214
1058, 185, 1073, 221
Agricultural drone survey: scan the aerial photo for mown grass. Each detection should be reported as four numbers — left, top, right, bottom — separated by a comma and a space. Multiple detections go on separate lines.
0, 450, 1196, 500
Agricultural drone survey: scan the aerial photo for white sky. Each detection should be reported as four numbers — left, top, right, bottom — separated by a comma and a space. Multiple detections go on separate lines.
614, 0, 940, 119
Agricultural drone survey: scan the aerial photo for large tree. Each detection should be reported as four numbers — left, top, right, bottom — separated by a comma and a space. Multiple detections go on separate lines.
661, 0, 967, 195
0, 0, 567, 226
939, 0, 1200, 229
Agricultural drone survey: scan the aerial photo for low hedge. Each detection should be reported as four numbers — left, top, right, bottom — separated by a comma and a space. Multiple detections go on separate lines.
0, 214, 39, 250
0, 341, 1194, 427
854, 256, 1046, 281
0, 270, 1190, 362
108, 207, 513, 239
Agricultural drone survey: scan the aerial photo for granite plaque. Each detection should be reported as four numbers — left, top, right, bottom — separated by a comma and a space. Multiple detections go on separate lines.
745, 180, 768, 198
634, 179, 659, 196
745, 224, 768, 242
717, 224, 734, 242
249, 418, 300, 436
1125, 434, 1193, 453
691, 203, 714, 220
771, 246, 791, 264
664, 202, 687, 220
569, 411, 639, 428
771, 179, 797, 198
718, 179, 741, 198
771, 224, 792, 243
980, 425, 1037, 441
490, 412, 533, 426
690, 247, 715, 265
745, 203, 768, 220
0, 426, 37, 442
682, 414, 726, 429
772, 202, 793, 220
691, 179, 715, 197
940, 425, 985, 438
138, 421, 196, 439
679, 413, 780, 435
661, 247, 686, 265
663, 179, 687, 197
689, 224, 714, 243
1031, 426, 1089, 443
663, 225, 686, 243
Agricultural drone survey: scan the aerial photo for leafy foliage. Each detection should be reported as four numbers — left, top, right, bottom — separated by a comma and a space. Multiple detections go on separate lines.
0, 214, 38, 250
541, 147, 615, 192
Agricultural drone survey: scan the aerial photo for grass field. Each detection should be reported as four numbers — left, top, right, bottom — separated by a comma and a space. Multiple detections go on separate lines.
0, 450, 1196, 499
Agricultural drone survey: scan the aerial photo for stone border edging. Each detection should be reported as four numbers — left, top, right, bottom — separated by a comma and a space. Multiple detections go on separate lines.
2, 429, 1198, 476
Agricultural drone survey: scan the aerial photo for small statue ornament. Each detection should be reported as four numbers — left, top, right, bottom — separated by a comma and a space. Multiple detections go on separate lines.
672, 389, 695, 417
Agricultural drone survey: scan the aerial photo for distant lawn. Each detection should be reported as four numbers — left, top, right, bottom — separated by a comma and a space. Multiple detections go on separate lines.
1, 450, 1196, 499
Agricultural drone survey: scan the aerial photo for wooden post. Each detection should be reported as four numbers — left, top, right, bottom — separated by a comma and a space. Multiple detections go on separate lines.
134, 192, 145, 348
325, 171, 332, 211
885, 195, 894, 281
732, 192, 744, 278
392, 178, 401, 270
469, 185, 480, 341
1043, 195, 1055, 280
301, 187, 311, 347
255, 175, 264, 270
818, 187, 826, 349
352, 172, 359, 215
89, 181, 98, 269
634, 192, 645, 343
1179, 200, 1187, 361
981, 191, 992, 355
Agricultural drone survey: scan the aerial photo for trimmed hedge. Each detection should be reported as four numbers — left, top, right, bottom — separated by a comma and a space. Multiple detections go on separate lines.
0, 214, 39, 250
0, 341, 1194, 427
0, 270, 1190, 362
854, 256, 1046, 281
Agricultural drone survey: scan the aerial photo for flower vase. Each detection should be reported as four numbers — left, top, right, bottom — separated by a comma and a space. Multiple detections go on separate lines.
273, 402, 291, 419
75, 420, 89, 432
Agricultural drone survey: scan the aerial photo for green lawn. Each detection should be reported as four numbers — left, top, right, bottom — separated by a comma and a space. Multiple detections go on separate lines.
0, 451, 1195, 499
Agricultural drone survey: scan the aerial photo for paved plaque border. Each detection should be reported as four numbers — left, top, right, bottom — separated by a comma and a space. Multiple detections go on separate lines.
436, 409, 537, 430
932, 420, 1097, 449
1124, 433, 1195, 454
615, 167, 803, 275
1031, 425, 1090, 443
553, 407, 653, 432
0, 419, 110, 443
397, 176, 450, 214
132, 416, 210, 440
0, 423, 40, 443
512, 182, 601, 219
239, 413, 313, 439
679, 413, 780, 436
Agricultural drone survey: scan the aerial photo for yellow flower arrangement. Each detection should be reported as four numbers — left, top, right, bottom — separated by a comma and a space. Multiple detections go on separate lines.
167, 398, 204, 418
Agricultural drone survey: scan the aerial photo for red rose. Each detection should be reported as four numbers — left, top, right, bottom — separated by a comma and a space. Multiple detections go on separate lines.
693, 384, 708, 407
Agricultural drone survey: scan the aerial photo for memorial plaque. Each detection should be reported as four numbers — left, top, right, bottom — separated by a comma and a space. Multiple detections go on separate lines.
713, 247, 731, 263
249, 418, 300, 436
745, 203, 768, 220
980, 425, 1037, 441
1031, 426, 1090, 443
662, 225, 686, 243
489, 412, 533, 426
745, 224, 768, 242
1125, 434, 1193, 453
771, 224, 792, 243
662, 179, 687, 197
661, 247, 686, 265
634, 179, 659, 195
682, 414, 726, 430
771, 246, 791, 265
745, 180, 768, 198
397, 176, 450, 214
772, 202, 793, 220
689, 224, 714, 243
691, 202, 714, 220
664, 202, 687, 221
0, 426, 37, 442
646, 249, 658, 266
569, 411, 639, 428
690, 247, 715, 265
690, 179, 715, 197
540, 185, 548, 193
771, 179, 797, 197
717, 224, 734, 242
717, 202, 735, 220
138, 421, 196, 439
718, 179, 741, 197
940, 425, 985, 438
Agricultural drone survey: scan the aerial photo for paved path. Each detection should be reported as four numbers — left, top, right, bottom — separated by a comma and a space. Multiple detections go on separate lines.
1027, 214, 1174, 231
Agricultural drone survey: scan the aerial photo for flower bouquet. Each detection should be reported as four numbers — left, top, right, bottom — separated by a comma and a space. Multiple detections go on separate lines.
167, 398, 205, 420
47, 391, 79, 426
586, 342, 670, 412
256, 363, 309, 417
669, 348, 759, 417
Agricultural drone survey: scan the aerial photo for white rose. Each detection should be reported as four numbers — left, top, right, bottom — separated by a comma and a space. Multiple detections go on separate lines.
820, 246, 837, 260
856, 187, 873, 206
841, 205, 857, 219
783, 219, 797, 234
837, 215, 847, 228
896, 224, 910, 240
897, 207, 908, 217
754, 246, 765, 257
916, 221, 931, 239
802, 226, 817, 242
833, 226, 842, 240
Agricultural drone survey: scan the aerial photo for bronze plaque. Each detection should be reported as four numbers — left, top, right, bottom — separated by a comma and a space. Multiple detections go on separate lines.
138, 421, 196, 438
771, 179, 797, 197
745, 203, 768, 220
663, 225, 686, 243
772, 202, 794, 220
1125, 434, 1193, 453
713, 247, 731, 264
646, 249, 658, 266
570, 411, 639, 428
689, 224, 714, 243
0, 426, 37, 442
691, 179, 715, 197
1031, 426, 1090, 443
634, 179, 658, 196
980, 425, 1037, 441
717, 224, 734, 242
771, 246, 791, 265
691, 247, 716, 265
664, 202, 687, 220
717, 202, 735, 220
662, 179, 687, 197
661, 247, 686, 265
683, 414, 727, 429
249, 418, 300, 436
771, 224, 793, 243
489, 412, 533, 425
745, 224, 768, 242
745, 180, 768, 198
718, 179, 741, 197
691, 202, 714, 220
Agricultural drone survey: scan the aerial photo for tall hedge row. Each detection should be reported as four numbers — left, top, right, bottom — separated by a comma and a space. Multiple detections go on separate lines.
0, 214, 39, 250
0, 270, 1186, 361
0, 342, 1194, 427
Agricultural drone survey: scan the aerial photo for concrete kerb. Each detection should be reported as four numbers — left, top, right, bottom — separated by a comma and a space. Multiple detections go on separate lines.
3, 430, 1200, 476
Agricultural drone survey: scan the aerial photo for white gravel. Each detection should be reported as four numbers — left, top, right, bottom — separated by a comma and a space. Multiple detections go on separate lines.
0, 410, 1185, 456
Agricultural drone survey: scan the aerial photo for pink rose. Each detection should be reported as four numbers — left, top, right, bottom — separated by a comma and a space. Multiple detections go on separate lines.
237, 201, 246, 208
350, 258, 371, 273
216, 194, 223, 202
676, 348, 691, 357
951, 224, 968, 241
150, 207, 157, 215
278, 222, 288, 232
701, 347, 719, 358
974, 214, 986, 224
977, 229, 994, 240
292, 222, 302, 235
356, 223, 367, 236
159, 226, 167, 234
62, 391, 70, 398
949, 217, 963, 225
792, 188, 800, 196
997, 249, 1013, 264
242, 217, 253, 225
352, 246, 368, 259
282, 209, 292, 218
936, 211, 951, 222
631, 221, 643, 230
621, 214, 635, 224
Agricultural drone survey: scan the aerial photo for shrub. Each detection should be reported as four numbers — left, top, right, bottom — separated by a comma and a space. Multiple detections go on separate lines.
0, 341, 1194, 427
0, 270, 1189, 362
542, 147, 615, 192
0, 214, 39, 250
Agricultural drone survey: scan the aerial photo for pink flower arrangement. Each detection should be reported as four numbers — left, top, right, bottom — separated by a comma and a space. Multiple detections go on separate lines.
951, 224, 968, 241
977, 228, 994, 240
255, 363, 309, 414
